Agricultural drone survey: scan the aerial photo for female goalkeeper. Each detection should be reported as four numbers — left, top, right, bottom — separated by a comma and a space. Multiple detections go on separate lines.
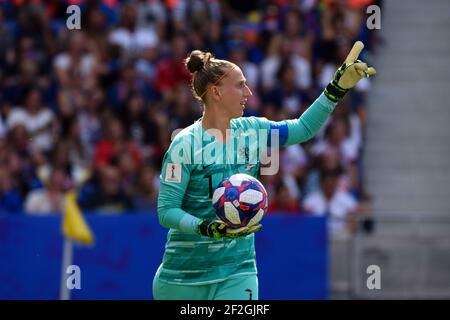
153, 42, 375, 300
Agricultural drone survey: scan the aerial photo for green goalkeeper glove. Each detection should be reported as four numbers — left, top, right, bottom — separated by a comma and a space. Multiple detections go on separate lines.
197, 219, 262, 240
324, 41, 377, 103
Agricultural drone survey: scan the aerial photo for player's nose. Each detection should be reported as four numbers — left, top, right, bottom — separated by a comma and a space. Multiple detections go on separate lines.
245, 85, 252, 97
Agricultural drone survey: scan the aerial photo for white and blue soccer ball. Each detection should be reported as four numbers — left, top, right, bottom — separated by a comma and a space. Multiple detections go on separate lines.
212, 173, 268, 229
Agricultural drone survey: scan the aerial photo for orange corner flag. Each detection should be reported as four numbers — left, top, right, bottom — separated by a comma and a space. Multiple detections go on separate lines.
62, 191, 94, 246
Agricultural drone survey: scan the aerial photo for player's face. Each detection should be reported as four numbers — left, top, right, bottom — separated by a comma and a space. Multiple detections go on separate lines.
216, 66, 252, 118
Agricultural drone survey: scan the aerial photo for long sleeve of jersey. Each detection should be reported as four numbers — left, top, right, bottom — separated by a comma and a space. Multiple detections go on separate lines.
157, 138, 201, 234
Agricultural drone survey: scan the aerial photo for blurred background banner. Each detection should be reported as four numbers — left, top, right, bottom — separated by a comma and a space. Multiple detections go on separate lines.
0, 214, 327, 300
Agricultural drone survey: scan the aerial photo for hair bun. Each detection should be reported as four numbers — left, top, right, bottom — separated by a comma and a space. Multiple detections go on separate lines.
185, 50, 212, 74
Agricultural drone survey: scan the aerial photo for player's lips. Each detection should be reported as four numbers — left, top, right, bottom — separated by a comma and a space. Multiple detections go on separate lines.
240, 99, 247, 109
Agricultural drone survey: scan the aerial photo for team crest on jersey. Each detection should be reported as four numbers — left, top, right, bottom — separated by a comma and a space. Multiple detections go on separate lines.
165, 163, 182, 183
238, 147, 250, 163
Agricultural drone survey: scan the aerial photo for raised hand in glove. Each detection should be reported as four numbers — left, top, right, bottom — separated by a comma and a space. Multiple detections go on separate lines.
197, 219, 262, 240
324, 41, 377, 103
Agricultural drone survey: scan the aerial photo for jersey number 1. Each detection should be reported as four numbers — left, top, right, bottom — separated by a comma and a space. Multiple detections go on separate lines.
204, 174, 222, 199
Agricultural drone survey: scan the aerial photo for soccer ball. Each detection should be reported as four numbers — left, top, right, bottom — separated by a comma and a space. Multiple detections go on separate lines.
212, 173, 268, 229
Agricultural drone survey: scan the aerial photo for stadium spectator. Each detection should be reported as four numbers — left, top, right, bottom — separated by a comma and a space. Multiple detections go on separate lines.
153, 33, 191, 103
108, 3, 158, 59
302, 168, 359, 234
107, 61, 156, 112
6, 87, 56, 153
311, 114, 363, 198
77, 164, 134, 213
77, 87, 103, 156
280, 144, 309, 201
6, 123, 29, 157
263, 59, 310, 119
24, 167, 67, 215
260, 34, 312, 93
304, 147, 350, 196
93, 116, 142, 169
227, 40, 259, 93
132, 163, 158, 212
0, 165, 23, 215
53, 31, 97, 87
268, 181, 301, 214
165, 84, 201, 133
7, 150, 43, 200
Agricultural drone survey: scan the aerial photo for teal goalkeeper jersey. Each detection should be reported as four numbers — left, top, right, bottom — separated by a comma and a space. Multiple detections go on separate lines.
157, 93, 337, 285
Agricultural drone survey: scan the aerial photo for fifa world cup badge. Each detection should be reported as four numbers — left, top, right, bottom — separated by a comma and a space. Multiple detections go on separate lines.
165, 163, 182, 183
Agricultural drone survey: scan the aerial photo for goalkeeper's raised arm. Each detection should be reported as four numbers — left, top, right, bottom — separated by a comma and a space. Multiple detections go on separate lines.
266, 41, 376, 147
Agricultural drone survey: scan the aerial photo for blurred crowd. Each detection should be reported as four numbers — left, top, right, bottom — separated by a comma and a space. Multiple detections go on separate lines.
0, 0, 380, 234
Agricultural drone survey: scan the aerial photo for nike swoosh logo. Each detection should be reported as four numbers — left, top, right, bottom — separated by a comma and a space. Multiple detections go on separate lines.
202, 164, 213, 169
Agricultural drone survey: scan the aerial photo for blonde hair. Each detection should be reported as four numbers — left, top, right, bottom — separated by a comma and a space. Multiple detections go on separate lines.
185, 50, 234, 103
